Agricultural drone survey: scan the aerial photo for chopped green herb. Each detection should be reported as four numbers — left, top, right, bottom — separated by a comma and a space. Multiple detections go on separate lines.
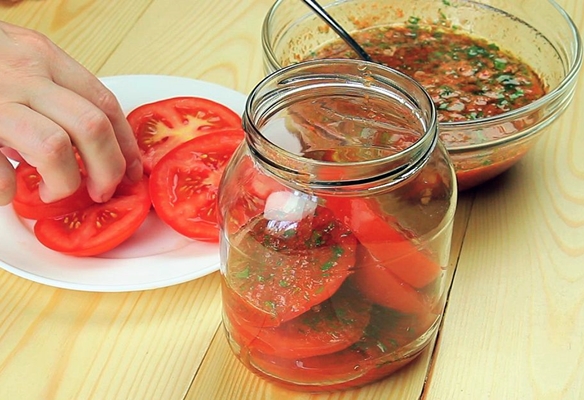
283, 228, 296, 238
408, 16, 420, 24
494, 58, 507, 70
321, 261, 335, 271
509, 88, 525, 100
235, 266, 250, 279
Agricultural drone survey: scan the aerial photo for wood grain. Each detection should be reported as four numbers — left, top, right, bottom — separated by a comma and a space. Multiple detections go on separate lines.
0, 0, 154, 72
0, 271, 223, 400
425, 62, 584, 400
96, 0, 275, 94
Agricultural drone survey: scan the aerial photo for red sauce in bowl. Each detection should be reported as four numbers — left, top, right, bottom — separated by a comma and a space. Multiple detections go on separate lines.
307, 20, 547, 124
302, 20, 548, 189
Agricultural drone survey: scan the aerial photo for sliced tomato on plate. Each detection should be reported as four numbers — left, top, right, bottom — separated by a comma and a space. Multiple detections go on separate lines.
224, 205, 357, 327
149, 128, 245, 242
127, 96, 242, 173
12, 160, 94, 220
33, 176, 151, 257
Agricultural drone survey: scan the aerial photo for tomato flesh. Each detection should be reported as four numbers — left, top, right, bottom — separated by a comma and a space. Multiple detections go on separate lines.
225, 280, 371, 359
127, 96, 242, 173
149, 128, 244, 241
244, 305, 434, 391
224, 205, 357, 327
325, 196, 442, 288
33, 176, 151, 257
353, 247, 432, 314
12, 160, 94, 220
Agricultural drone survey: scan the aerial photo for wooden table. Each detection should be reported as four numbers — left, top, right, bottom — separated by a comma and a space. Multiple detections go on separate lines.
1, 1, 583, 399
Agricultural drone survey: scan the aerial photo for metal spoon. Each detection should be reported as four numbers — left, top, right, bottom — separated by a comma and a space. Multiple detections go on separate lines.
301, 0, 373, 62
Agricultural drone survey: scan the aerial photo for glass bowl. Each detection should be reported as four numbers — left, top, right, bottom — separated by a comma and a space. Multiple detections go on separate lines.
262, 0, 583, 190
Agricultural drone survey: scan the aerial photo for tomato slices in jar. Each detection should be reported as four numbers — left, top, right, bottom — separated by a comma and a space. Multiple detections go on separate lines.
245, 304, 436, 391
324, 196, 442, 289
224, 204, 357, 327
225, 280, 371, 359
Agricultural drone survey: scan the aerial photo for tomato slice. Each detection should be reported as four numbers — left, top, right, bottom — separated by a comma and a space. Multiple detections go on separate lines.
224, 205, 357, 327
149, 128, 244, 241
226, 280, 371, 359
127, 96, 242, 173
33, 176, 151, 257
324, 197, 442, 288
12, 161, 94, 220
246, 305, 432, 391
353, 246, 432, 314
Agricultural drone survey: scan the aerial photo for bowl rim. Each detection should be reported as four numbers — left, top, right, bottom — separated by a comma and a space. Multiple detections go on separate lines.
262, 0, 584, 153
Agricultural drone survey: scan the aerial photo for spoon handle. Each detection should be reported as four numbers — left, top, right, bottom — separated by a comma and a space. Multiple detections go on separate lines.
301, 0, 373, 62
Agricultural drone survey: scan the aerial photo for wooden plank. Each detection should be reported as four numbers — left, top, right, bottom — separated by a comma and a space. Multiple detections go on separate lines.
96, 0, 275, 93
0, 0, 154, 72
0, 270, 223, 400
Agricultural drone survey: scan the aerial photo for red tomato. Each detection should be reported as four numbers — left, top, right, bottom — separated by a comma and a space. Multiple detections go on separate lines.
324, 197, 442, 288
127, 96, 242, 173
149, 128, 244, 241
33, 177, 151, 257
12, 160, 95, 220
225, 281, 371, 359
224, 205, 357, 327
353, 246, 432, 314
245, 305, 432, 391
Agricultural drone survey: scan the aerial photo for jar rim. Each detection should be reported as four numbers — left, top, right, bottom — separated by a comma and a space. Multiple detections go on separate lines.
243, 59, 440, 188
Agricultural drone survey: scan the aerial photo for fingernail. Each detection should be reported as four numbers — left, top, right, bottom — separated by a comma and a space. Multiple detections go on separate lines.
126, 158, 143, 182
99, 186, 116, 203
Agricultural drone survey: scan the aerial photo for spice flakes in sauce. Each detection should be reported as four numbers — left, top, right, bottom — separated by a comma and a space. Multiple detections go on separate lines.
307, 19, 547, 123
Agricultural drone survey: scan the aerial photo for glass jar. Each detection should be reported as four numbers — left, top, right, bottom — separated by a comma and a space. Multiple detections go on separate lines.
218, 59, 457, 392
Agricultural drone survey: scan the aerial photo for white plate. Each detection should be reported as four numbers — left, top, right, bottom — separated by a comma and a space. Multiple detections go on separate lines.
0, 75, 247, 292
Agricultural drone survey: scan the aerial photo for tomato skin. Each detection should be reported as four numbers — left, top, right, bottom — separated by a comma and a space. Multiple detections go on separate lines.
33, 176, 151, 257
149, 128, 244, 242
12, 161, 94, 220
247, 347, 413, 392
127, 96, 242, 173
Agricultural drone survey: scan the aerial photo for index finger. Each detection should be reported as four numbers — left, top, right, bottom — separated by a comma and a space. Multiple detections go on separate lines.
46, 42, 143, 183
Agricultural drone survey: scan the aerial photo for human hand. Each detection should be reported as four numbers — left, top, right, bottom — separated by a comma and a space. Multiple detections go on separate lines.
0, 21, 143, 206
